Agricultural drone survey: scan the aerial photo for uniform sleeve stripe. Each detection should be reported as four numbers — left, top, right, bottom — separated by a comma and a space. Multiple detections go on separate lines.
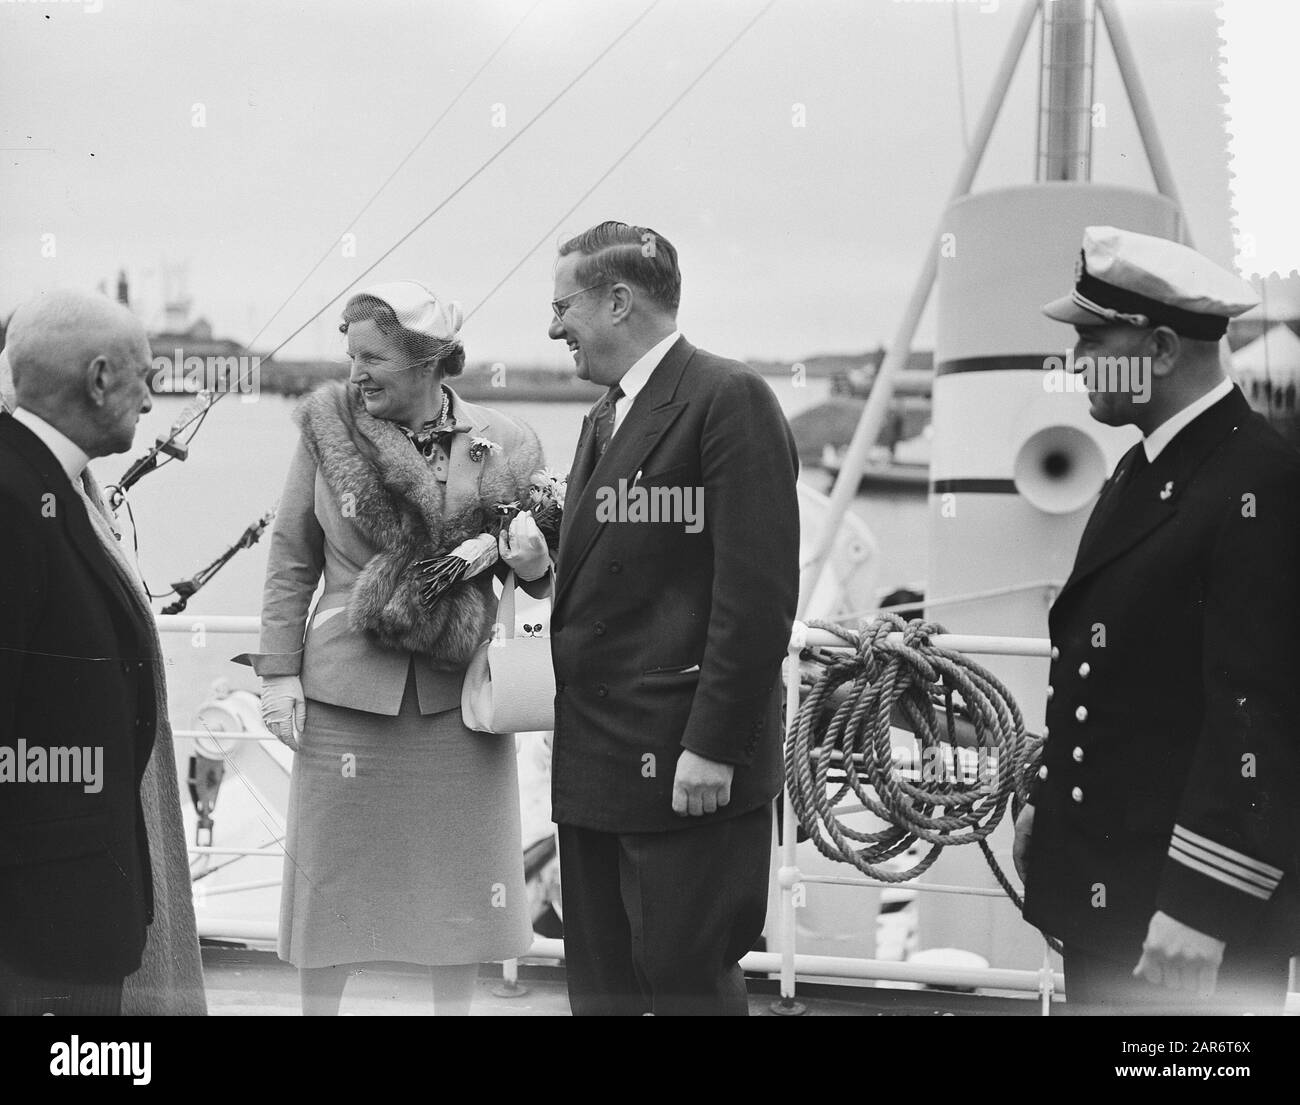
1171, 825, 1284, 880
1168, 837, 1277, 892
1167, 845, 1274, 900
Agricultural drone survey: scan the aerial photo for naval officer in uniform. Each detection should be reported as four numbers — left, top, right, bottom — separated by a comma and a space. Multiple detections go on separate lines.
1014, 226, 1300, 1012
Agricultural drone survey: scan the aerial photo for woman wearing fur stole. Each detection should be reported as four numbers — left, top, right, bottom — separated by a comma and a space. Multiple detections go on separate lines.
241, 281, 550, 1015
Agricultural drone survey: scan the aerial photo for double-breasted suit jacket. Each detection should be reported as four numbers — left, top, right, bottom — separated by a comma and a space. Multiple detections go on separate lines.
550, 337, 801, 833
0, 413, 156, 981
1024, 387, 1300, 960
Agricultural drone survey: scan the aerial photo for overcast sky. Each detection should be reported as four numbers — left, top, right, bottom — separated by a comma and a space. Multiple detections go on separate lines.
1, 0, 1287, 367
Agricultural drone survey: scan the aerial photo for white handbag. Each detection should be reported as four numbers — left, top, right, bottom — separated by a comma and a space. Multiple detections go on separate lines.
461, 568, 556, 734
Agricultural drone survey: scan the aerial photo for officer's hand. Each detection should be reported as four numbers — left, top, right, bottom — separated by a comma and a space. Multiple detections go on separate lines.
1133, 910, 1225, 998
260, 675, 306, 751
671, 749, 734, 817
1012, 802, 1035, 883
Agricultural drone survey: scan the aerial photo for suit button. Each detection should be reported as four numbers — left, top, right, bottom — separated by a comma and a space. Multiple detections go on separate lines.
1078, 662, 1091, 678
596, 683, 609, 697
1037, 765, 1048, 781
1072, 745, 1084, 763
1046, 685, 1054, 700
1050, 646, 1060, 660
608, 560, 622, 574
594, 621, 606, 636
1075, 705, 1088, 722
1071, 786, 1083, 803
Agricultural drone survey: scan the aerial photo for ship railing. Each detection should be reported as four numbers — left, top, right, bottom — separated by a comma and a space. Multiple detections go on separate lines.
156, 615, 1296, 1014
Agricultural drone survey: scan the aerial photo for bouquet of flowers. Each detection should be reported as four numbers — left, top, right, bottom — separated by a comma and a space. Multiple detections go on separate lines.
418, 468, 568, 609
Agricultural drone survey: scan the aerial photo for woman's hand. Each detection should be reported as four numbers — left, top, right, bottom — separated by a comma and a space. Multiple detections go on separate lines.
498, 511, 550, 582
261, 675, 306, 750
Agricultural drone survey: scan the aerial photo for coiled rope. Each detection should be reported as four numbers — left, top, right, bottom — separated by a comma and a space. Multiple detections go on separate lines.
786, 613, 1050, 934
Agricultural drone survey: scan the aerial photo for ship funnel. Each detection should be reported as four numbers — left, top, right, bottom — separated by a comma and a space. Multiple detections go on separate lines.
1012, 424, 1107, 515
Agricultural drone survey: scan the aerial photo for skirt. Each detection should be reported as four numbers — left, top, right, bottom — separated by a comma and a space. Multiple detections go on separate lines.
278, 668, 533, 968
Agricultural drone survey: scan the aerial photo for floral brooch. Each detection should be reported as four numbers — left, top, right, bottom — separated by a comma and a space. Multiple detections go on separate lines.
468, 436, 501, 462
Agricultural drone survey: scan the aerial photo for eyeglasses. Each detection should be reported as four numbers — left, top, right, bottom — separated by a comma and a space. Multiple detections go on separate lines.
551, 282, 610, 320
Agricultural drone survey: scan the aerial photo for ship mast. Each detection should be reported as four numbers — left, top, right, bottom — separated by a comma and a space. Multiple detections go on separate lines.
1037, 0, 1096, 182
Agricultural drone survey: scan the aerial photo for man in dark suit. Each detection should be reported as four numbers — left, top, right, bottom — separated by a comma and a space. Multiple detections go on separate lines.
0, 289, 158, 1015
1014, 226, 1300, 1013
547, 221, 799, 1015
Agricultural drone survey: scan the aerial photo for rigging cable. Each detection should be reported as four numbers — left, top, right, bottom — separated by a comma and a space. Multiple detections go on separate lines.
951, 0, 970, 153
244, 0, 546, 352
109, 0, 662, 504
466, 0, 779, 322
248, 0, 663, 370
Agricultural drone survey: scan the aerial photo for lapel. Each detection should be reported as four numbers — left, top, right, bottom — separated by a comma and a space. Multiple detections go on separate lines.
554, 337, 695, 609
564, 410, 599, 513
1058, 388, 1251, 603
441, 387, 491, 522
0, 413, 145, 643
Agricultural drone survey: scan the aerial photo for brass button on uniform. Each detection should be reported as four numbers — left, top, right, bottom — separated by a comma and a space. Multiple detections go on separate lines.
1071, 786, 1083, 803
1078, 662, 1091, 678
1050, 646, 1060, 661
596, 683, 609, 698
1046, 685, 1054, 700
1075, 705, 1088, 722
1042, 726, 1049, 738
1072, 746, 1084, 763
593, 621, 606, 636
1037, 765, 1048, 781
608, 560, 622, 574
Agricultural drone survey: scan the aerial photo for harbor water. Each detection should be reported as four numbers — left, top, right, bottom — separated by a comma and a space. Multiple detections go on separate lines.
93, 376, 930, 727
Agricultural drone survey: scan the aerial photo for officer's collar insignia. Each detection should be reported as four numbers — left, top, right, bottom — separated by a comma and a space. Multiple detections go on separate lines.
1159, 480, 1174, 501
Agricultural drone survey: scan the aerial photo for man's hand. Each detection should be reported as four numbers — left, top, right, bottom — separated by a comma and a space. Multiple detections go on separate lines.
1012, 802, 1035, 883
1133, 910, 1225, 998
671, 749, 734, 817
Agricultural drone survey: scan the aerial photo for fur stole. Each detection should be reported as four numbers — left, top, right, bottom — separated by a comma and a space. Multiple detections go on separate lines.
294, 382, 543, 667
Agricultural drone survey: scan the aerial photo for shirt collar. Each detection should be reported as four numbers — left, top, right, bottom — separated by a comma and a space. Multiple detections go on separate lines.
616, 330, 680, 405
1143, 377, 1234, 462
11, 406, 91, 482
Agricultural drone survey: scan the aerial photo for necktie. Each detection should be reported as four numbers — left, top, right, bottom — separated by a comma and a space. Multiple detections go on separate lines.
591, 385, 623, 459
1079, 444, 1149, 555
1117, 443, 1149, 491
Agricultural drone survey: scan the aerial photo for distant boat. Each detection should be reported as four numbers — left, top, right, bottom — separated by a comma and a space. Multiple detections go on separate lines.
820, 425, 932, 491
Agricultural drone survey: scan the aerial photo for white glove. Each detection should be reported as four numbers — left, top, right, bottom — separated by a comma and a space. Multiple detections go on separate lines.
261, 675, 306, 751
498, 511, 550, 582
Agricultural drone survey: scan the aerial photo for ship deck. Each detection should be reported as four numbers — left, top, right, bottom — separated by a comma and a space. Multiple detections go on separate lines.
199, 945, 1046, 1017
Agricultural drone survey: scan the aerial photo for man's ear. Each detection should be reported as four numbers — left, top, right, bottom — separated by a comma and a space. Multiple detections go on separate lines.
1147, 326, 1181, 377
609, 283, 634, 325
85, 354, 113, 408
